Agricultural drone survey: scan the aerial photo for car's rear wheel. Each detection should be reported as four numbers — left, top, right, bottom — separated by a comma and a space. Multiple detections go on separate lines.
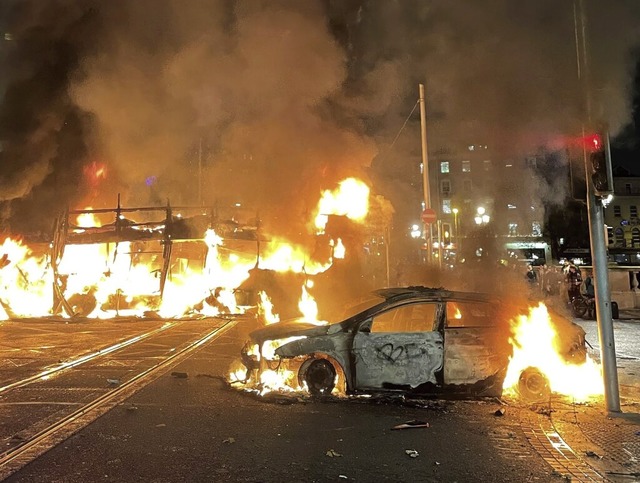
299, 358, 336, 396
517, 367, 550, 403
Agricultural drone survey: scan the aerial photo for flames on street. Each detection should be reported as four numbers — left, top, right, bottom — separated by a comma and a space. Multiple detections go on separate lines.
0, 177, 368, 321
502, 303, 604, 401
0, 173, 605, 403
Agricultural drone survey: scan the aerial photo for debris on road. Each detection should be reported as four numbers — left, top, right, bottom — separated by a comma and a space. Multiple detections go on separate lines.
107, 378, 120, 386
223, 437, 235, 444
585, 450, 602, 459
391, 420, 429, 430
171, 371, 188, 378
494, 407, 506, 416
326, 449, 342, 457
405, 449, 419, 458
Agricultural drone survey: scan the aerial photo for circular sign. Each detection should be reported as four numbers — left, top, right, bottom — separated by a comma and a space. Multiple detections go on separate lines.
421, 208, 437, 224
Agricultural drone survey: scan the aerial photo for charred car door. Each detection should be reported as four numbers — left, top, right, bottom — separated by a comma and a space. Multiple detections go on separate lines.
442, 300, 510, 388
352, 301, 443, 390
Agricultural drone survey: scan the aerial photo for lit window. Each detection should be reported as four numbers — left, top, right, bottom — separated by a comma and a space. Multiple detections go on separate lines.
462, 160, 471, 173
508, 223, 518, 236
507, 204, 517, 210
442, 199, 452, 214
631, 206, 638, 218
440, 161, 450, 173
532, 222, 542, 237
613, 205, 621, 217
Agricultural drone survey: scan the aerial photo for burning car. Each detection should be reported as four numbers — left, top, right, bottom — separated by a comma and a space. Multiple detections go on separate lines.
238, 286, 590, 401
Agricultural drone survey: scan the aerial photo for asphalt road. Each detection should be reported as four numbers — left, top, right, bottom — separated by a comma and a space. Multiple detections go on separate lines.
2, 320, 563, 483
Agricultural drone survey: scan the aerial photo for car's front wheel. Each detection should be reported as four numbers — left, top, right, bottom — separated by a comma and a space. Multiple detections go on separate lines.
299, 358, 336, 396
517, 367, 550, 403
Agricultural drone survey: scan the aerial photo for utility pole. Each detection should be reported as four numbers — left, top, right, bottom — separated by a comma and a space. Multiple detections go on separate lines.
419, 84, 434, 264
575, 0, 620, 412
198, 138, 203, 205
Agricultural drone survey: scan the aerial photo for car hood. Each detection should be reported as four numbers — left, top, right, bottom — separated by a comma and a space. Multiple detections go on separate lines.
248, 319, 344, 345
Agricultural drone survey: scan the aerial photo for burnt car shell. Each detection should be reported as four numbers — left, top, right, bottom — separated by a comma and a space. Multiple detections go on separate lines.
243, 287, 587, 398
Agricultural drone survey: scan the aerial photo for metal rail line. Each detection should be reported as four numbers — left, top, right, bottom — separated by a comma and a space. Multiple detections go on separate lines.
0, 319, 236, 480
0, 322, 177, 395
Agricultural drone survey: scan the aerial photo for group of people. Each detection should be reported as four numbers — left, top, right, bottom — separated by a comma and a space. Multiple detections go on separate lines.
525, 262, 594, 304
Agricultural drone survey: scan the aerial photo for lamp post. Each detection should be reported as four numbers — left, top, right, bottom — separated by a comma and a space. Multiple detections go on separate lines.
474, 206, 490, 225
452, 208, 459, 241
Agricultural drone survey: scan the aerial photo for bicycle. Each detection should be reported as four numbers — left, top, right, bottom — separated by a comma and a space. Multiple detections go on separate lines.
571, 294, 595, 319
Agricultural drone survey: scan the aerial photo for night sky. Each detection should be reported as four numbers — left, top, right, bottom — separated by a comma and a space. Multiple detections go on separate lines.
0, 0, 639, 237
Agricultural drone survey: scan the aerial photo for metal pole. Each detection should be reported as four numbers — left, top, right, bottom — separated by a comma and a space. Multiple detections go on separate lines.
437, 220, 443, 269
419, 84, 433, 264
385, 224, 391, 287
198, 138, 203, 205
584, 135, 620, 412
575, 0, 620, 412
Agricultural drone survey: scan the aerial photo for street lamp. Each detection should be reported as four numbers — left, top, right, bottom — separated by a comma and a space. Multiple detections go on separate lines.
474, 206, 490, 225
452, 208, 459, 242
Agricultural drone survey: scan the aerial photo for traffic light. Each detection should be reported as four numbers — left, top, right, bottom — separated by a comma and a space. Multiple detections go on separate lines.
605, 225, 614, 246
587, 131, 614, 198
442, 223, 451, 246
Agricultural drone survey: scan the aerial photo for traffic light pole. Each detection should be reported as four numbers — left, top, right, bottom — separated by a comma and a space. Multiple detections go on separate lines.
584, 159, 620, 413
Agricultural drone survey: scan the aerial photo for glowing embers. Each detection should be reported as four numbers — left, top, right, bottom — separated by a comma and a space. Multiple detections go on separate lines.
230, 287, 328, 396
502, 303, 603, 402
230, 339, 307, 396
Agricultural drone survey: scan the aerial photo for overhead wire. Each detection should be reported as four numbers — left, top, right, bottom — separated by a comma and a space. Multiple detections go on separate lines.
387, 99, 420, 152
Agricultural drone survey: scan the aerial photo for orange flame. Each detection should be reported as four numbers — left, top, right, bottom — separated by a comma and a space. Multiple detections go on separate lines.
314, 178, 370, 233
0, 176, 369, 326
502, 303, 603, 401
332, 238, 346, 259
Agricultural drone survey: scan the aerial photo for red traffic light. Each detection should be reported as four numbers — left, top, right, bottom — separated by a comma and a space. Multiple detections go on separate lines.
583, 133, 602, 152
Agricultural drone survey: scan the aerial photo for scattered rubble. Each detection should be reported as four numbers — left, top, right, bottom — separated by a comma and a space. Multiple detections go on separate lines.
391, 420, 429, 430
405, 449, 419, 458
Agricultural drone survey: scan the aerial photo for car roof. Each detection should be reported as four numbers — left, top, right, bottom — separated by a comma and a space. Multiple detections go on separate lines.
372, 286, 495, 304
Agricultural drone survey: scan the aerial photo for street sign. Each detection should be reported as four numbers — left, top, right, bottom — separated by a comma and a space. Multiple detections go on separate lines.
421, 208, 437, 224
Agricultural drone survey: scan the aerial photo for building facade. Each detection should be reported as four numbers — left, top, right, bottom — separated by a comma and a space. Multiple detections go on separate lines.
604, 172, 640, 263
427, 143, 551, 265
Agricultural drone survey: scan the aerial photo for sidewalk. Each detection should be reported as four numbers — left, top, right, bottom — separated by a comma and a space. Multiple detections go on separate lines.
548, 396, 640, 482
618, 307, 640, 320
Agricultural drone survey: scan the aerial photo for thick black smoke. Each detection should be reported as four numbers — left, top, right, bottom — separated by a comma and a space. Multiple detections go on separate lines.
0, 0, 638, 244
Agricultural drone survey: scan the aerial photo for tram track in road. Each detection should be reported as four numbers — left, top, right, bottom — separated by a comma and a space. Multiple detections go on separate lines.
0, 317, 237, 481
0, 321, 178, 395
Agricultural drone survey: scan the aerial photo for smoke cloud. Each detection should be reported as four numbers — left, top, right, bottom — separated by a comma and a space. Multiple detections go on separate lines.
0, 0, 638, 245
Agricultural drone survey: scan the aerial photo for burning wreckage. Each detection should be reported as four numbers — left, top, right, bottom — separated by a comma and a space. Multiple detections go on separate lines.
233, 287, 604, 403
0, 177, 381, 321
0, 199, 269, 320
